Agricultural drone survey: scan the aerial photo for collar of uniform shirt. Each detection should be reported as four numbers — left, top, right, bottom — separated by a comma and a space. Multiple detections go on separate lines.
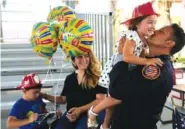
146, 55, 171, 61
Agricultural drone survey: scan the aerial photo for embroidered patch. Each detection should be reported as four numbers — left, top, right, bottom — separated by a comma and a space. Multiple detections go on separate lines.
142, 65, 160, 80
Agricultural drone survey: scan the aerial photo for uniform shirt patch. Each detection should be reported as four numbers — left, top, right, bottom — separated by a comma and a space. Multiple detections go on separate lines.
142, 65, 160, 80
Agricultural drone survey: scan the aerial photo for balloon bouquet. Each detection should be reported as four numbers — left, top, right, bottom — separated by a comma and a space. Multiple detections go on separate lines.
30, 5, 93, 61
30, 5, 94, 124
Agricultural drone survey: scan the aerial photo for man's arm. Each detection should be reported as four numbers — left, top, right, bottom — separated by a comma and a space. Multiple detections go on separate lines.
88, 96, 121, 124
101, 107, 114, 128
92, 96, 121, 114
87, 96, 121, 128
79, 93, 107, 114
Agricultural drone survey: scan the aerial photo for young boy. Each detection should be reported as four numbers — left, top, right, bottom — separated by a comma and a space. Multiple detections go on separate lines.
6, 73, 49, 129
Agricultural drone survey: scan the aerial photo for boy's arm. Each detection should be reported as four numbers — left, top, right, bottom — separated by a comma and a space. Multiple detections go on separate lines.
7, 113, 38, 129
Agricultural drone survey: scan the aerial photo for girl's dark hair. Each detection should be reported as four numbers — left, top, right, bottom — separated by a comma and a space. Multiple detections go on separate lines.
128, 15, 148, 30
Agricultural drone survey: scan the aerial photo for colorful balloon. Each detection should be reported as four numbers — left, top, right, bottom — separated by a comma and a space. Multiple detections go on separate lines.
58, 18, 94, 58
30, 22, 58, 60
47, 6, 76, 32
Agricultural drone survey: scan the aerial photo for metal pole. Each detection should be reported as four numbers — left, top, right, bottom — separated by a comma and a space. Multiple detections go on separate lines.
108, 12, 113, 56
0, 3, 3, 43
0, 0, 6, 43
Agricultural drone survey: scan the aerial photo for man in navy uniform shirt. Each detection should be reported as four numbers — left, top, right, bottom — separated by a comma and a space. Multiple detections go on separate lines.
88, 24, 185, 129
109, 24, 185, 129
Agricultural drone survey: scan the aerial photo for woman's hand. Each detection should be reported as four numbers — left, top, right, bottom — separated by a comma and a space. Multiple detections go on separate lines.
66, 107, 82, 122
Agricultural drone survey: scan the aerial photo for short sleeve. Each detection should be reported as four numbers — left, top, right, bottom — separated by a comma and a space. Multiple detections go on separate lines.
122, 30, 137, 41
123, 30, 143, 57
60, 77, 69, 96
94, 84, 107, 94
9, 102, 23, 118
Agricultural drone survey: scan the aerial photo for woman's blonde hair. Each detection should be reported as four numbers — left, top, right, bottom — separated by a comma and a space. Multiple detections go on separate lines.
71, 50, 101, 88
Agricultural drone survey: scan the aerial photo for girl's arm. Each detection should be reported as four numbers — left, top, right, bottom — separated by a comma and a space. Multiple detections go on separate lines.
41, 92, 66, 104
123, 39, 148, 65
118, 37, 126, 55
123, 39, 163, 66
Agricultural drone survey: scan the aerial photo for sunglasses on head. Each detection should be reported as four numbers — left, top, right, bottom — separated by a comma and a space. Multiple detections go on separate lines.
75, 54, 89, 59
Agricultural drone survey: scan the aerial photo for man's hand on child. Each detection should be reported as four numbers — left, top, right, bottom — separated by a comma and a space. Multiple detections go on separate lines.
145, 58, 163, 66
28, 113, 38, 123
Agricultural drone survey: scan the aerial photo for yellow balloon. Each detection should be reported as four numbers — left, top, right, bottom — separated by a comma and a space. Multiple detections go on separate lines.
30, 22, 58, 60
47, 6, 76, 32
58, 18, 94, 58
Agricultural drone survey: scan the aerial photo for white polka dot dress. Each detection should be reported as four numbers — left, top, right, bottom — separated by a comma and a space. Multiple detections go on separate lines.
98, 30, 144, 88
98, 54, 117, 88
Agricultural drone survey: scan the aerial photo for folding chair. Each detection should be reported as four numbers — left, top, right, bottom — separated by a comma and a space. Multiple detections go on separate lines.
171, 97, 185, 129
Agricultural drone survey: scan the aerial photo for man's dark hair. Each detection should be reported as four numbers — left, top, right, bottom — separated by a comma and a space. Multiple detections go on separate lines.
128, 15, 148, 30
170, 24, 185, 55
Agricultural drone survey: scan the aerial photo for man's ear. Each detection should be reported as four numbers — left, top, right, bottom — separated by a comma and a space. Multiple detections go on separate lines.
165, 40, 175, 48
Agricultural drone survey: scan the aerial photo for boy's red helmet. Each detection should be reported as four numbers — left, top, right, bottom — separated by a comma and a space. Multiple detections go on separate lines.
17, 73, 42, 89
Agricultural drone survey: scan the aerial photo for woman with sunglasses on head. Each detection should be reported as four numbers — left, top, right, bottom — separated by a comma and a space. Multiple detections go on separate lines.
41, 50, 107, 129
